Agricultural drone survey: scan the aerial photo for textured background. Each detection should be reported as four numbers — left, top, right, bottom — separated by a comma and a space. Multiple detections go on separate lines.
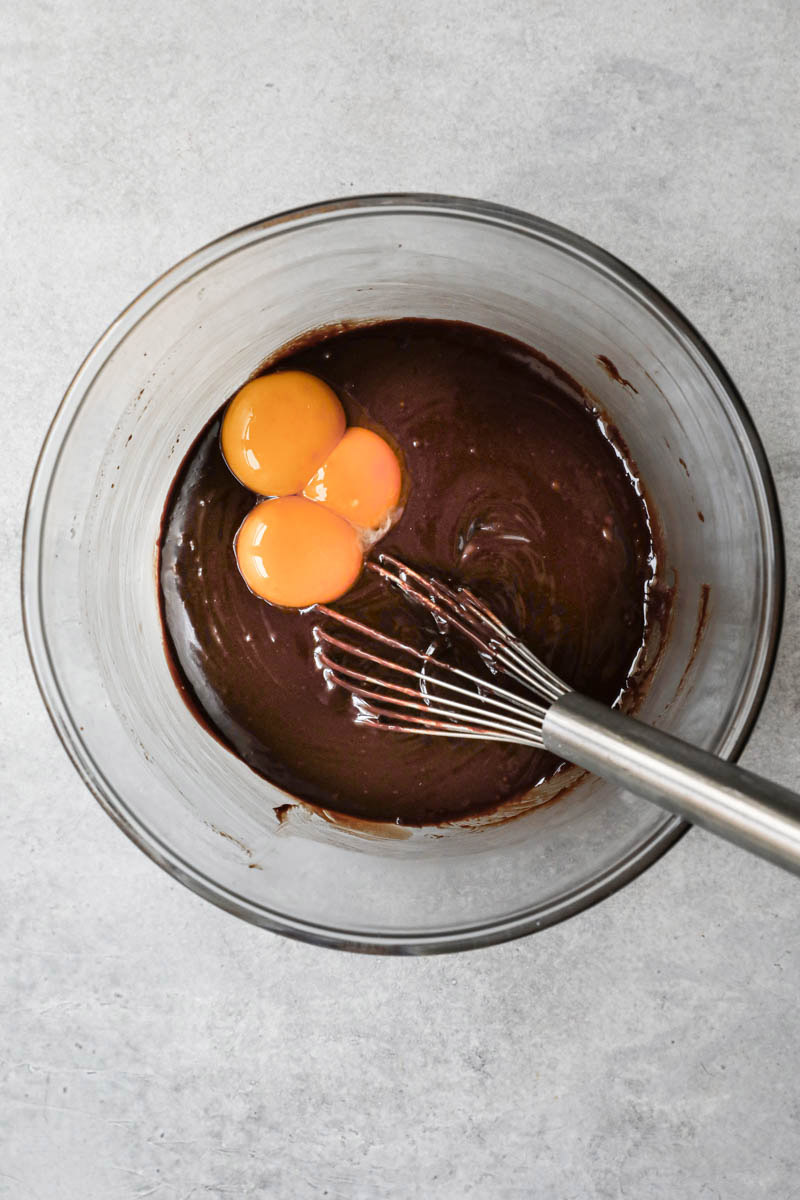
2, 1, 799, 1196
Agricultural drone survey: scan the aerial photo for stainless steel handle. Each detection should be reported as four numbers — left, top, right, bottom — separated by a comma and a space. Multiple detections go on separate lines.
542, 691, 800, 877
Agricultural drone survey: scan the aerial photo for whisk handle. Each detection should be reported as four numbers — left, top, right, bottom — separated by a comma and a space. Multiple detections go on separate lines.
543, 692, 800, 877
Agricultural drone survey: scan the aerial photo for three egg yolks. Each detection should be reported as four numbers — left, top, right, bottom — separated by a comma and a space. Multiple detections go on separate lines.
220, 371, 403, 607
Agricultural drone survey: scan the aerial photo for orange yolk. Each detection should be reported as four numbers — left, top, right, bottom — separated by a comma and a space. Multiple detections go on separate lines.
235, 495, 363, 608
303, 426, 402, 530
221, 371, 346, 496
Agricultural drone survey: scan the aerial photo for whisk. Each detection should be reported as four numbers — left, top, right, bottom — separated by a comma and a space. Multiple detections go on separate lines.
315, 555, 800, 877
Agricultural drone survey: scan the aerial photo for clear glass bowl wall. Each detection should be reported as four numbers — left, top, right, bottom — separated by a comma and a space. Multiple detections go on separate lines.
23, 197, 783, 952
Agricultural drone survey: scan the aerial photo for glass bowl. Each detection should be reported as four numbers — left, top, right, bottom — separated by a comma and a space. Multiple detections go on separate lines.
22, 195, 784, 953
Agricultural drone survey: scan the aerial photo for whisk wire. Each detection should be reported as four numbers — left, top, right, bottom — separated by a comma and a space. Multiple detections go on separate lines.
315, 556, 569, 745
317, 651, 547, 742
372, 556, 566, 702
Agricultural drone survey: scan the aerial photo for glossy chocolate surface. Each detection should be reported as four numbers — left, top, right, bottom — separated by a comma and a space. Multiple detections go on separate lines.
160, 320, 658, 823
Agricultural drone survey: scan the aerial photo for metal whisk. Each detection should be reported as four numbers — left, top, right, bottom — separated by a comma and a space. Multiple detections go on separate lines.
316, 555, 800, 877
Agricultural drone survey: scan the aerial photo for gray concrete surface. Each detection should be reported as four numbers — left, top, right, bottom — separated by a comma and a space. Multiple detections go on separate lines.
2, 1, 799, 1196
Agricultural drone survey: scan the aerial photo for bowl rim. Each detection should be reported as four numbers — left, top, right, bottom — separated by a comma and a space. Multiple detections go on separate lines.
21, 192, 785, 954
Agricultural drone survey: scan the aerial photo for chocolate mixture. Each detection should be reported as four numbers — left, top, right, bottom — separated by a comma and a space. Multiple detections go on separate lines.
159, 320, 658, 824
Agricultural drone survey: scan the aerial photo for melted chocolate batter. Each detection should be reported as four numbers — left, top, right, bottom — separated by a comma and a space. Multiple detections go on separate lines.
160, 320, 657, 824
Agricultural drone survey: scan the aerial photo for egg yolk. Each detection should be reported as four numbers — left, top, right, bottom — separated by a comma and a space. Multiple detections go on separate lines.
235, 495, 364, 608
221, 371, 346, 496
303, 426, 402, 530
